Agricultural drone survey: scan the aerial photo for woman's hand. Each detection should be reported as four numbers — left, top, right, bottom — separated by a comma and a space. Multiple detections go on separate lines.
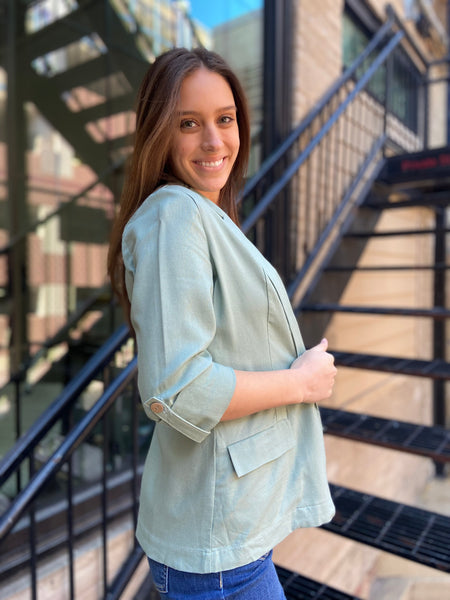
290, 338, 337, 404
221, 338, 337, 421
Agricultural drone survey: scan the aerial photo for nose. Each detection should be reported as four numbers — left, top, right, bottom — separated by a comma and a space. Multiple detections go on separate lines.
201, 124, 222, 152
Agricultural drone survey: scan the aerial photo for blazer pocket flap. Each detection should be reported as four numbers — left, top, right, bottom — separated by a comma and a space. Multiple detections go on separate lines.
228, 419, 295, 478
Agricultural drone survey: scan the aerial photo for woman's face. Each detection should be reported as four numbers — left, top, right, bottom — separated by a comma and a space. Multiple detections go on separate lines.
169, 67, 240, 204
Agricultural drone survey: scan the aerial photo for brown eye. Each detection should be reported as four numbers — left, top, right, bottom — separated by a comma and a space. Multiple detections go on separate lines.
181, 119, 197, 129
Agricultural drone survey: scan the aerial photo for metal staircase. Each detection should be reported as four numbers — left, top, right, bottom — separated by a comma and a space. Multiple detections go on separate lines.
0, 0, 201, 461
19, 0, 152, 179
281, 155, 450, 598
299, 144, 450, 428
0, 3, 449, 600
1, 0, 202, 384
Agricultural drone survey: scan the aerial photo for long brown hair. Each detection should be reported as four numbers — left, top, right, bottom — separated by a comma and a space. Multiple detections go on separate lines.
107, 47, 251, 319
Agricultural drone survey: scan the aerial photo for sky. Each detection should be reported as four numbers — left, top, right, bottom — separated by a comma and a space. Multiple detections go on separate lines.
189, 0, 262, 29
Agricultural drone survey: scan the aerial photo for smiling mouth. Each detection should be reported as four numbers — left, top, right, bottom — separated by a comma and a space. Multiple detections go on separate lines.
195, 158, 225, 168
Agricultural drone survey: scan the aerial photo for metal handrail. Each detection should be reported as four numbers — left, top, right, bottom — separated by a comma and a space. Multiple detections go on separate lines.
241, 30, 405, 234
0, 354, 137, 539
0, 324, 131, 486
289, 135, 387, 303
242, 3, 429, 205
242, 15, 396, 201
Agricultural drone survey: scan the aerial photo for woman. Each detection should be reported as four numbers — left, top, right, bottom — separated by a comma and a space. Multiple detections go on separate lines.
108, 47, 336, 600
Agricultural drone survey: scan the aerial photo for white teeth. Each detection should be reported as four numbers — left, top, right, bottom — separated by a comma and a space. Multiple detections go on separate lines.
197, 158, 224, 167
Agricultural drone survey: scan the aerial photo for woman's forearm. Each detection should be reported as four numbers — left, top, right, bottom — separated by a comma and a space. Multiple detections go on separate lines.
221, 368, 299, 421
221, 338, 337, 421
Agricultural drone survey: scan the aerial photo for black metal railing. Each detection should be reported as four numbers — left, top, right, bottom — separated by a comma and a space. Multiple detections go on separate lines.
0, 161, 126, 474
0, 325, 149, 599
240, 4, 438, 293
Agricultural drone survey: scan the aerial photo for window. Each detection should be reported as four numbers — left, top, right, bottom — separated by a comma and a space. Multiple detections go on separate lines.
342, 7, 420, 133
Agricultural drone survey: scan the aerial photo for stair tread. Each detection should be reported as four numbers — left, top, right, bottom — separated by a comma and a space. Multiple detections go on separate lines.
276, 566, 362, 600
345, 228, 448, 237
325, 264, 450, 271
321, 407, 450, 463
22, 1, 145, 64
21, 5, 88, 61
331, 350, 450, 379
324, 485, 450, 571
49, 54, 115, 91
364, 190, 450, 209
377, 146, 450, 189
301, 304, 450, 318
74, 92, 135, 124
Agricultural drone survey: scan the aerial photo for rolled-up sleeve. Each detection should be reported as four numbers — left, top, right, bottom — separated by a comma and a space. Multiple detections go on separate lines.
122, 189, 236, 443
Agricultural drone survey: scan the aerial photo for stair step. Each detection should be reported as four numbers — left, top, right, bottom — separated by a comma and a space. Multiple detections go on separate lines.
364, 189, 450, 210
377, 146, 450, 189
22, 0, 144, 66
321, 407, 450, 463
75, 92, 135, 125
300, 304, 450, 319
99, 133, 133, 153
325, 264, 450, 272
331, 350, 450, 379
276, 566, 362, 600
345, 228, 442, 238
25, 69, 108, 174
325, 485, 450, 571
21, 6, 88, 61
50, 55, 114, 92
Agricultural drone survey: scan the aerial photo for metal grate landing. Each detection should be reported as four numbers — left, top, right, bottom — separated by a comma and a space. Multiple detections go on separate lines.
331, 350, 450, 379
276, 566, 362, 600
324, 485, 450, 571
320, 407, 450, 464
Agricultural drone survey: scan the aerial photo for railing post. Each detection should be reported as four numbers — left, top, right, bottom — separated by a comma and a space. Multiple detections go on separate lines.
383, 51, 393, 153
422, 61, 430, 150
262, 0, 293, 280
5, 0, 29, 376
29, 452, 37, 600
447, 0, 450, 144
433, 205, 447, 477
14, 377, 22, 491
67, 406, 75, 599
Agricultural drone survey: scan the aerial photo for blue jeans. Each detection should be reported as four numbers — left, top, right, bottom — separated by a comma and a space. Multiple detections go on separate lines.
147, 550, 287, 599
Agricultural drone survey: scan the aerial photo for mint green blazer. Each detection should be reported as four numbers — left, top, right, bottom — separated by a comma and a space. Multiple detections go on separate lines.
122, 185, 334, 574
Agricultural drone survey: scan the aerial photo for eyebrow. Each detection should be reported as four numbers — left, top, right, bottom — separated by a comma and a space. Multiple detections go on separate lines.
178, 105, 237, 116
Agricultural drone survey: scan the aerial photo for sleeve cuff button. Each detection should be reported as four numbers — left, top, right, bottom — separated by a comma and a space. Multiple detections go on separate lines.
151, 402, 164, 415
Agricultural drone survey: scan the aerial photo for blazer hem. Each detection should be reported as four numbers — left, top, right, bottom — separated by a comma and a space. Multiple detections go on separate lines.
136, 496, 336, 574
